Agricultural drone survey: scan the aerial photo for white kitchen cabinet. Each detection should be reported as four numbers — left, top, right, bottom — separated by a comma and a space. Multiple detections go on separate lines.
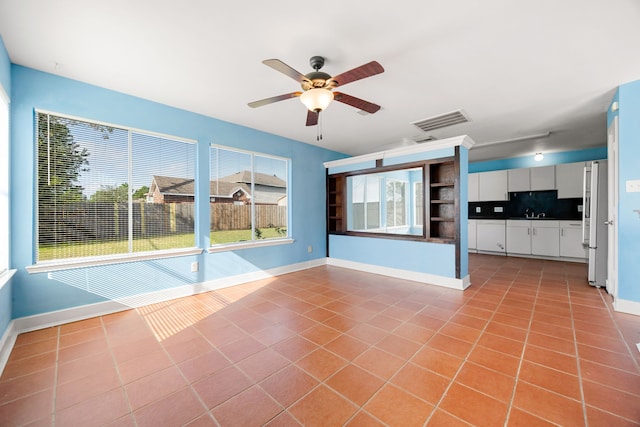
506, 220, 560, 257
506, 220, 532, 254
559, 221, 587, 258
530, 165, 556, 191
531, 221, 560, 257
476, 220, 506, 253
556, 162, 585, 199
508, 169, 530, 192
507, 166, 555, 193
468, 173, 479, 202
468, 219, 477, 250
477, 170, 508, 201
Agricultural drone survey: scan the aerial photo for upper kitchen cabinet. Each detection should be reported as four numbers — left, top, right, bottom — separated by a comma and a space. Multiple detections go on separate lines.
468, 172, 479, 202
509, 166, 555, 192
477, 170, 508, 201
556, 162, 585, 198
507, 168, 530, 192
530, 165, 555, 190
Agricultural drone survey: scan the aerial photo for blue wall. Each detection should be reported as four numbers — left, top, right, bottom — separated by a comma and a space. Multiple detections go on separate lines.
0, 35, 12, 340
0, 35, 10, 97
9, 65, 346, 318
328, 145, 469, 281
469, 146, 607, 173
613, 81, 640, 304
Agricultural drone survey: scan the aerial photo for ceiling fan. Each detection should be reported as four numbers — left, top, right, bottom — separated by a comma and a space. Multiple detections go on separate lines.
248, 56, 384, 127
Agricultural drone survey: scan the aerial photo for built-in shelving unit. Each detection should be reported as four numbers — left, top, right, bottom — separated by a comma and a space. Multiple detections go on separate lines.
427, 159, 458, 242
327, 174, 345, 234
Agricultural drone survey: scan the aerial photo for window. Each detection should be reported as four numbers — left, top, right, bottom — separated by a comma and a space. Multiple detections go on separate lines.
35, 111, 196, 262
350, 175, 380, 231
345, 167, 422, 236
386, 180, 407, 228
209, 145, 289, 246
0, 88, 8, 275
414, 182, 424, 226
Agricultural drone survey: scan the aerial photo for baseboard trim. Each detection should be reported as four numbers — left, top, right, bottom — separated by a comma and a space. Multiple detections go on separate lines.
326, 257, 471, 290
1, 258, 326, 375
0, 320, 17, 376
613, 297, 640, 317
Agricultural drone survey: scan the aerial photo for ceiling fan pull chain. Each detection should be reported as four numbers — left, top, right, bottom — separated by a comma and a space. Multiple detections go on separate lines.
317, 112, 323, 141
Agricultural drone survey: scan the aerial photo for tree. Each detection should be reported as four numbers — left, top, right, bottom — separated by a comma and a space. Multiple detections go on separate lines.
133, 185, 149, 200
37, 114, 90, 204
90, 183, 129, 203
89, 184, 149, 202
37, 113, 113, 244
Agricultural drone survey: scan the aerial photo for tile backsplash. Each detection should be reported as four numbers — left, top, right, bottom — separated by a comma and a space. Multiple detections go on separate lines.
469, 190, 582, 220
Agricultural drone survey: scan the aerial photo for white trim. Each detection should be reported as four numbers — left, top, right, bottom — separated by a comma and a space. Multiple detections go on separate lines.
613, 298, 640, 316
26, 247, 203, 274
326, 257, 471, 290
210, 143, 291, 163
0, 320, 17, 376
324, 135, 475, 169
0, 84, 8, 104
34, 109, 197, 144
0, 269, 16, 291
209, 238, 294, 253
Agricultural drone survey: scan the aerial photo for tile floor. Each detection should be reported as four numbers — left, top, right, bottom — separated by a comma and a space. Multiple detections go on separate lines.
1, 254, 639, 426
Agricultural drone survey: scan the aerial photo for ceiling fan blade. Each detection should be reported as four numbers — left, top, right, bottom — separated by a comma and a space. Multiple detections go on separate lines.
306, 110, 319, 126
248, 92, 302, 108
262, 59, 310, 83
333, 92, 381, 114
328, 61, 384, 87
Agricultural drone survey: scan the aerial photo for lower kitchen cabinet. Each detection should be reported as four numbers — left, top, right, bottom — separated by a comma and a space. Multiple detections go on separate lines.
476, 220, 506, 253
506, 220, 532, 255
506, 220, 560, 257
560, 221, 587, 259
532, 221, 560, 257
468, 219, 477, 250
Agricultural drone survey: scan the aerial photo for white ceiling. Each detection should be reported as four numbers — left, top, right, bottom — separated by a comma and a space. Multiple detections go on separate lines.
1, 0, 639, 161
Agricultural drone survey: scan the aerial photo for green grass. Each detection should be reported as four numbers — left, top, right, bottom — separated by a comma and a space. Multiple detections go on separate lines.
38, 227, 287, 261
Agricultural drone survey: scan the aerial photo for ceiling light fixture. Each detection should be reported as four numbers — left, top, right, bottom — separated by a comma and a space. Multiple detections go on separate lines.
300, 88, 334, 112
534, 152, 544, 161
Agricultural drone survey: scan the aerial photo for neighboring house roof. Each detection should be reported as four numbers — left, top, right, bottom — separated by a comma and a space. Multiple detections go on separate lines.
219, 171, 286, 188
151, 172, 286, 204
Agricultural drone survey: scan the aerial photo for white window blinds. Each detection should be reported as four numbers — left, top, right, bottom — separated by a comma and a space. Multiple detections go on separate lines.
210, 146, 289, 245
35, 112, 196, 262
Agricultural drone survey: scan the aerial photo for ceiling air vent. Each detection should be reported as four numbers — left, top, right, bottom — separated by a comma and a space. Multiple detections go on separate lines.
414, 135, 437, 144
411, 109, 470, 132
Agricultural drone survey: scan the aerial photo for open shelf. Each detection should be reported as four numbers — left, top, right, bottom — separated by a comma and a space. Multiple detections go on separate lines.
428, 160, 457, 240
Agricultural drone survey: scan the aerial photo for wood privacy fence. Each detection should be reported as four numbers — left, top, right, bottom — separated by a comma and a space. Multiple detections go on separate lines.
39, 202, 287, 243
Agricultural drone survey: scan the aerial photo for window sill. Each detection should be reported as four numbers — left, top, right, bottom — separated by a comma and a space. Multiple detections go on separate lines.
208, 238, 294, 253
26, 247, 204, 274
0, 269, 17, 291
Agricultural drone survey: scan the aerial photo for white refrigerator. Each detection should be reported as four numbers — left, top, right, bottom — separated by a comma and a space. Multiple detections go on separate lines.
582, 161, 608, 288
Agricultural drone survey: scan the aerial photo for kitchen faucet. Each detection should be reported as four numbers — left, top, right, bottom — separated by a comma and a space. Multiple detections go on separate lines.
525, 208, 534, 218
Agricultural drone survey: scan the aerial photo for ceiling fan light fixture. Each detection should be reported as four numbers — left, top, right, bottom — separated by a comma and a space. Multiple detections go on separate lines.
300, 88, 334, 112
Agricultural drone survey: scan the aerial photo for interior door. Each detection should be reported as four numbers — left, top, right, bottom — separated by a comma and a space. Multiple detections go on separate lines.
607, 116, 619, 298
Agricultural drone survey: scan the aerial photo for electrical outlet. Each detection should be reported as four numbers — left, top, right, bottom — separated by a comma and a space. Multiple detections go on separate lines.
307, 245, 313, 253
626, 179, 640, 192
190, 262, 199, 273
475, 207, 481, 213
